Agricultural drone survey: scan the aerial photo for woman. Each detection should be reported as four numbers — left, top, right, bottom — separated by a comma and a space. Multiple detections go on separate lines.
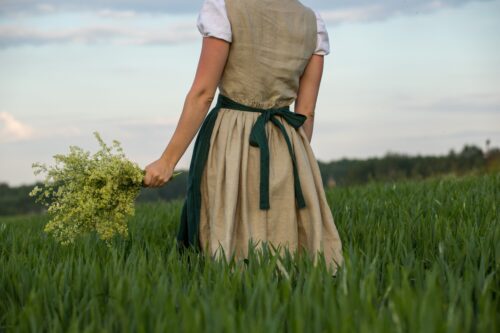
143, 0, 343, 275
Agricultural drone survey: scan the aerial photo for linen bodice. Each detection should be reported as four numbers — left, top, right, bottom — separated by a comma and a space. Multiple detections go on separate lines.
197, 0, 329, 109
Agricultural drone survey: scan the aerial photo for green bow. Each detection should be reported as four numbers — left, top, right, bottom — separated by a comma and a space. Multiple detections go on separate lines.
220, 94, 308, 210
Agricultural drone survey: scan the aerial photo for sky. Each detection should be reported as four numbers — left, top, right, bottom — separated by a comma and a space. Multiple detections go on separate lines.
0, 0, 499, 186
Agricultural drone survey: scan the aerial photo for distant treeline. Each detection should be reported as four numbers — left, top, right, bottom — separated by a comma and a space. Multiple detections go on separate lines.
1, 143, 499, 216
318, 144, 500, 187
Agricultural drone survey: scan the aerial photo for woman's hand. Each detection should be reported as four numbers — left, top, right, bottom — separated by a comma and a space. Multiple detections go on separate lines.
142, 158, 174, 188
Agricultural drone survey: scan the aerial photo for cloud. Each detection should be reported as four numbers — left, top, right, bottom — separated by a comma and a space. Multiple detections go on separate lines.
0, 112, 181, 144
396, 92, 500, 114
0, 0, 493, 47
96, 9, 139, 19
0, 0, 202, 16
0, 112, 81, 143
0, 22, 199, 48
0, 0, 491, 17
0, 112, 34, 142
318, 0, 494, 25
319, 5, 388, 25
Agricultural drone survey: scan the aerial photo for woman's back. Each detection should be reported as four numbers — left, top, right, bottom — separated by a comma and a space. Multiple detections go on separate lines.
219, 0, 318, 109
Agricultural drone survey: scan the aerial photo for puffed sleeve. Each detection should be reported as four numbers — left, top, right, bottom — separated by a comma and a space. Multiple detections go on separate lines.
196, 0, 232, 43
313, 10, 330, 56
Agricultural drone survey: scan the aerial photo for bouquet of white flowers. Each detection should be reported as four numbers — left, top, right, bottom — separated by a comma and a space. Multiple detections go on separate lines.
29, 131, 182, 246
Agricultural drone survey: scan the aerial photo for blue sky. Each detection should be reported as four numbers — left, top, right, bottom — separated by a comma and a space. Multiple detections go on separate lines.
1, 0, 499, 186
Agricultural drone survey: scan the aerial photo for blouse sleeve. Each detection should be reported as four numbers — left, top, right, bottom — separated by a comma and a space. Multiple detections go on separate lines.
313, 10, 330, 56
196, 0, 232, 43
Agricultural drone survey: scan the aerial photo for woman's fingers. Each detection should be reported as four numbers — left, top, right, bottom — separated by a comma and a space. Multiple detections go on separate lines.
143, 168, 155, 187
144, 171, 170, 187
147, 174, 158, 187
143, 173, 152, 187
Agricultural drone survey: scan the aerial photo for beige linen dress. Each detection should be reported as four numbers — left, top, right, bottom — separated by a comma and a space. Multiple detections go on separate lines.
178, 0, 344, 275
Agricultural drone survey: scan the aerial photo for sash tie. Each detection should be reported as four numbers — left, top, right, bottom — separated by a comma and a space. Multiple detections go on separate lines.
218, 94, 307, 210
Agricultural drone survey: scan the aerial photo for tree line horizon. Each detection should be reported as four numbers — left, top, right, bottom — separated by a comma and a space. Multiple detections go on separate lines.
1, 141, 499, 216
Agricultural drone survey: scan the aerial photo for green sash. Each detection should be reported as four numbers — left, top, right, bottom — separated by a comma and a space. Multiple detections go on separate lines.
177, 94, 308, 251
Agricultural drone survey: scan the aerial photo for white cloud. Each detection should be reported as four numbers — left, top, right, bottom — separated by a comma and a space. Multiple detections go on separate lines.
96, 9, 138, 19
0, 21, 199, 48
397, 92, 500, 113
320, 5, 388, 25
319, 0, 492, 25
0, 111, 81, 143
0, 0, 201, 16
0, 0, 491, 17
0, 112, 181, 144
0, 112, 34, 142
36, 3, 57, 14
0, 0, 492, 47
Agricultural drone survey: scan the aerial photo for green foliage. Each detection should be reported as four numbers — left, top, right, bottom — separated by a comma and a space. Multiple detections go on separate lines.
318, 144, 500, 187
0, 183, 44, 216
1, 142, 497, 217
1, 173, 498, 332
28, 131, 180, 246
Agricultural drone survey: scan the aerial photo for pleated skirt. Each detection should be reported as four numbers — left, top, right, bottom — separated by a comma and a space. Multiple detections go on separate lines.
188, 98, 344, 275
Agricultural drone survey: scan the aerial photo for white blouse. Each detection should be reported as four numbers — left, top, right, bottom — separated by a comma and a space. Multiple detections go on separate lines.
196, 0, 331, 56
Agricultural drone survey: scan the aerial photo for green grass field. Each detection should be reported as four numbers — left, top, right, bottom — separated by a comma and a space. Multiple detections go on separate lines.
1, 173, 498, 332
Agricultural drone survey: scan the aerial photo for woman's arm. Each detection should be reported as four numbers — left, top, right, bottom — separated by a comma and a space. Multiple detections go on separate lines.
294, 54, 325, 143
143, 37, 230, 187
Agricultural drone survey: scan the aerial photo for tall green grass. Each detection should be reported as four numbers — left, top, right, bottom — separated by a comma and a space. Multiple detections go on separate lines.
1, 173, 498, 332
